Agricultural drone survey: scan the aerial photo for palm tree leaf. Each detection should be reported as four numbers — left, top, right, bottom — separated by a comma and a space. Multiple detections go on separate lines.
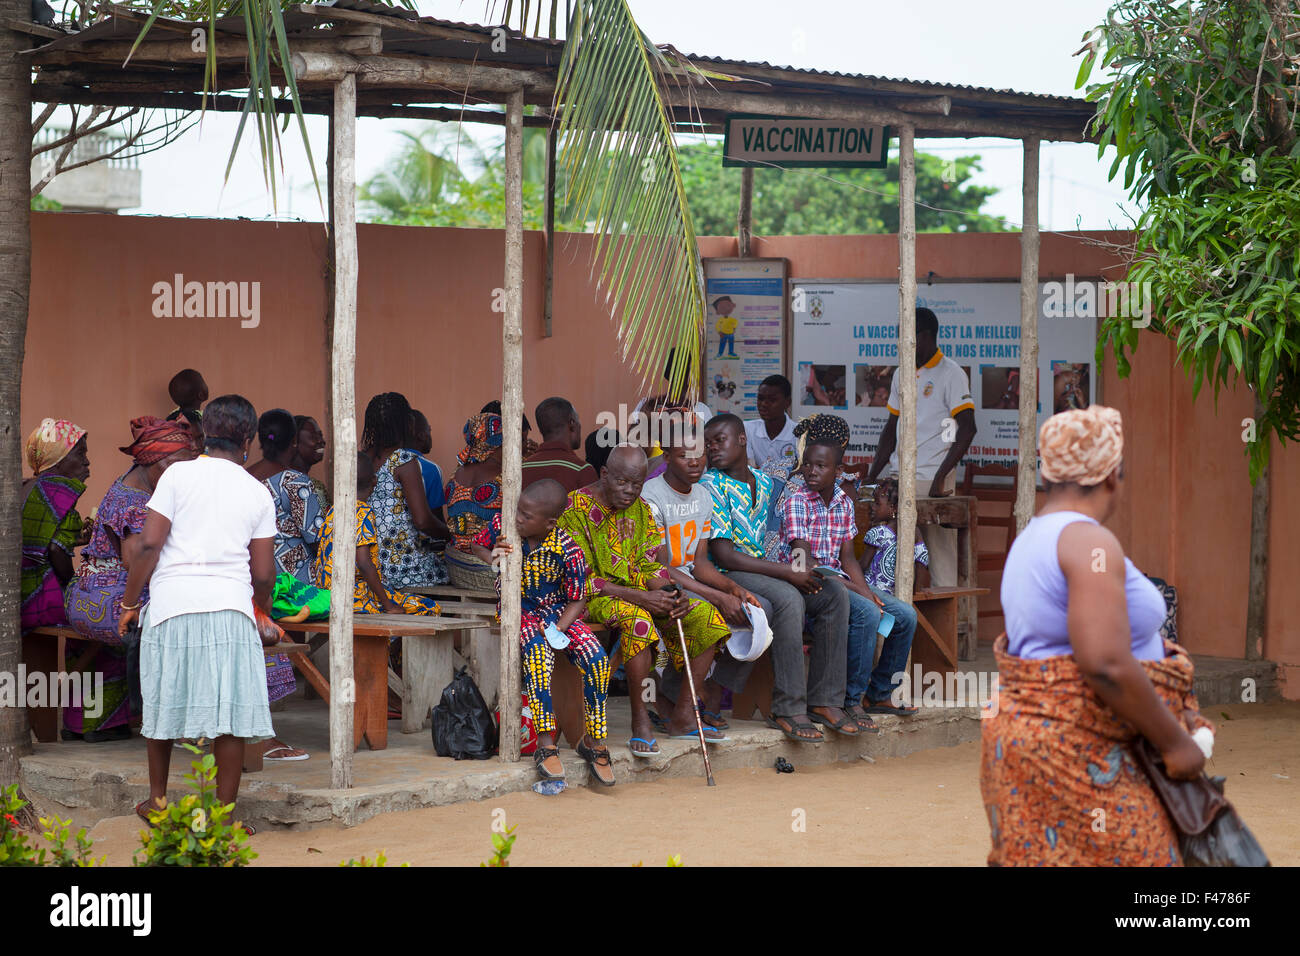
553, 0, 706, 399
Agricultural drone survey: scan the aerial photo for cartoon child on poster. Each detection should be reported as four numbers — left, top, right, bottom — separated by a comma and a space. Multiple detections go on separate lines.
713, 296, 738, 358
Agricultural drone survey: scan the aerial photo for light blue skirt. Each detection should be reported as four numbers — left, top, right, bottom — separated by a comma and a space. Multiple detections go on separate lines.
140, 608, 275, 742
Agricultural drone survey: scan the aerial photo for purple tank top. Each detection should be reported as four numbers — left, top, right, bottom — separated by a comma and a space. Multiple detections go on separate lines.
1001, 510, 1166, 661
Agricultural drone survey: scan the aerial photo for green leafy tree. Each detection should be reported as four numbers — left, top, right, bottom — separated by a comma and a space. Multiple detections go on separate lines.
677, 145, 1007, 235
1079, 0, 1300, 479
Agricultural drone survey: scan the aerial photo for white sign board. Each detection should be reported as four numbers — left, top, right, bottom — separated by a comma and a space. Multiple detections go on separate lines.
789, 281, 1098, 471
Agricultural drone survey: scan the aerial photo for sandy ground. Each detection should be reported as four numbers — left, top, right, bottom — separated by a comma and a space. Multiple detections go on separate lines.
81, 701, 1299, 867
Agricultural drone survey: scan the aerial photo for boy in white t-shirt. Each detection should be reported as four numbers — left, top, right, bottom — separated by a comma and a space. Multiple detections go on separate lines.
744, 374, 799, 481
642, 429, 760, 729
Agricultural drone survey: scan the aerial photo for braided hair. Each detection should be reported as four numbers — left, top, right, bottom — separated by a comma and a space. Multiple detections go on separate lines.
362, 392, 412, 454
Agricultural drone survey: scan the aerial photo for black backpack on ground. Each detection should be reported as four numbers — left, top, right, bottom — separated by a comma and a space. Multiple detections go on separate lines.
430, 667, 498, 760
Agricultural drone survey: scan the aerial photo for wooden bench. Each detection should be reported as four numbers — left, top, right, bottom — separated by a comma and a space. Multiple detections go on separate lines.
281, 612, 488, 750
22, 626, 303, 772
911, 585, 989, 678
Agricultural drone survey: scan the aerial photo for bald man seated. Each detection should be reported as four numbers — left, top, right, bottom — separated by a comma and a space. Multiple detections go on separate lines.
558, 445, 730, 756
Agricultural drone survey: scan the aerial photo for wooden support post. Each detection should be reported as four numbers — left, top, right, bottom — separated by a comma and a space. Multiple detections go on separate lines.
1245, 393, 1269, 660
738, 166, 754, 258
543, 123, 556, 338
498, 87, 525, 762
895, 126, 917, 606
1014, 138, 1040, 534
328, 72, 358, 790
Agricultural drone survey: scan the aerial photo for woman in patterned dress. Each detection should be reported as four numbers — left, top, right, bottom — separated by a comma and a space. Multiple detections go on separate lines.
21, 419, 91, 633
443, 412, 505, 590
361, 392, 450, 590
63, 416, 198, 740
245, 407, 317, 762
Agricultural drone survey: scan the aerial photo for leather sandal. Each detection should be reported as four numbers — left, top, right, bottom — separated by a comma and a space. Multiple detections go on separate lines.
576, 740, 616, 787
533, 746, 565, 780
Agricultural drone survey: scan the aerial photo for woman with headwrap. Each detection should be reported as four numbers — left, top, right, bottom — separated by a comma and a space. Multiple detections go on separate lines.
62, 416, 198, 740
361, 391, 450, 590
443, 412, 505, 590
981, 406, 1211, 866
21, 419, 91, 633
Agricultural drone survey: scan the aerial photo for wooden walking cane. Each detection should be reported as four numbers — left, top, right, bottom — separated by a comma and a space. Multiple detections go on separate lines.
664, 585, 716, 786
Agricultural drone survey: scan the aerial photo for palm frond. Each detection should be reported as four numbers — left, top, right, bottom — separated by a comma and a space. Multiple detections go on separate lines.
552, 0, 705, 399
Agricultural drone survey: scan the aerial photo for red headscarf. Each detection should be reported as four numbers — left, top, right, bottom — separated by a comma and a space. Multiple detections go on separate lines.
119, 416, 200, 465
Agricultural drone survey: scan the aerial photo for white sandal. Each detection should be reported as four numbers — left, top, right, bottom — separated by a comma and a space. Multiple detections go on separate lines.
263, 744, 309, 762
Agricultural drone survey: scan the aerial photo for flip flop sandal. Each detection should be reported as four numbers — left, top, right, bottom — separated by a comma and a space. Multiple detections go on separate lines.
648, 711, 670, 733
263, 745, 310, 762
809, 711, 862, 736
765, 714, 823, 744
628, 737, 660, 758
862, 699, 919, 717
534, 746, 566, 781
699, 709, 730, 730
576, 740, 616, 787
845, 705, 881, 734
135, 799, 164, 827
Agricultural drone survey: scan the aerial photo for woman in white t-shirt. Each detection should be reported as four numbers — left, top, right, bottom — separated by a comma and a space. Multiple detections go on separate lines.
118, 394, 280, 832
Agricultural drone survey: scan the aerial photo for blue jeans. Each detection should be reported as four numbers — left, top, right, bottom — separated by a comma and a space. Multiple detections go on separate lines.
845, 587, 917, 706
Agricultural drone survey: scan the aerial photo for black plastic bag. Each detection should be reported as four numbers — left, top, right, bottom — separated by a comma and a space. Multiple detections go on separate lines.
431, 667, 498, 760
1179, 776, 1271, 868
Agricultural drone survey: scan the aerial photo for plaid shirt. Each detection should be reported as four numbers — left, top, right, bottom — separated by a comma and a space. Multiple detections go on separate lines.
777, 484, 857, 575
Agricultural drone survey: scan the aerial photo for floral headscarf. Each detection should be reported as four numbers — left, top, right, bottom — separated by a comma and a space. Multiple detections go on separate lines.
25, 418, 86, 474
458, 413, 504, 465
119, 416, 201, 465
1039, 405, 1123, 486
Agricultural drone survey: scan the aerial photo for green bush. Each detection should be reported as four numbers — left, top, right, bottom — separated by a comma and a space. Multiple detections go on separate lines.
1, 784, 102, 866
134, 744, 257, 867
0, 786, 39, 867
339, 850, 408, 867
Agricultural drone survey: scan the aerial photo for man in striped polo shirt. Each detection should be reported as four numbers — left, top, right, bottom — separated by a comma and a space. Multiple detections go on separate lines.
522, 397, 598, 493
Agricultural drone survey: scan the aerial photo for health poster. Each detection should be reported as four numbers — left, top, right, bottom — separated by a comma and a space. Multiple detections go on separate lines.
789, 280, 1097, 471
703, 258, 788, 417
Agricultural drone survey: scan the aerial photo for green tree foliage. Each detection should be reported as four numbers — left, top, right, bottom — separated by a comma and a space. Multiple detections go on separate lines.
363, 135, 1006, 237
677, 145, 1006, 236
1079, 0, 1300, 478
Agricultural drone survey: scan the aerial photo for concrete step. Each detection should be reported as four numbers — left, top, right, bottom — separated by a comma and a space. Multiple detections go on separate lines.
20, 698, 982, 831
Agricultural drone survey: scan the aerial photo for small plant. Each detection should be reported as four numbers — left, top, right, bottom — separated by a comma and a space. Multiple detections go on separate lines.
39, 815, 103, 867
481, 824, 517, 867
340, 850, 408, 867
134, 744, 257, 867
1, 785, 39, 867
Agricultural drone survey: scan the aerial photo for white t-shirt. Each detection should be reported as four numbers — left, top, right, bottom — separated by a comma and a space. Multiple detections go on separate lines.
145, 455, 278, 625
886, 351, 974, 480
745, 415, 798, 472
640, 474, 713, 575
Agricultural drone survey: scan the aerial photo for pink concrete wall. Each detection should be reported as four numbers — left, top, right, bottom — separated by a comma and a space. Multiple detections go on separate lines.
24, 215, 1298, 692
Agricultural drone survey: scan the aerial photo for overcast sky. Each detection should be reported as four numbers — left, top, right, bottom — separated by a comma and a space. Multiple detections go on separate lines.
48, 0, 1136, 232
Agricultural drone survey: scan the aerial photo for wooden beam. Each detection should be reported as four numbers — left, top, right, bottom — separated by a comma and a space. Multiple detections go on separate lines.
1014, 138, 1040, 534
290, 51, 551, 94
543, 122, 556, 337
328, 72, 358, 791
737, 166, 753, 258
498, 87, 525, 762
1245, 393, 1269, 660
896, 125, 918, 606
29, 35, 382, 65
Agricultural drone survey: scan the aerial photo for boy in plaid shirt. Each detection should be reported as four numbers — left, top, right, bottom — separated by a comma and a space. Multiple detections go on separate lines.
779, 439, 918, 728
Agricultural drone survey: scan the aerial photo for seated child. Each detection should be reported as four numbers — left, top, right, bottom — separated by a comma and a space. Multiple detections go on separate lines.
859, 477, 930, 595
312, 453, 442, 616
467, 479, 614, 786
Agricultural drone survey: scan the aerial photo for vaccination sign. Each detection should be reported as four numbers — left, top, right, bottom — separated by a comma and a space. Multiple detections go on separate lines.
703, 258, 788, 418
789, 281, 1098, 470
723, 116, 890, 168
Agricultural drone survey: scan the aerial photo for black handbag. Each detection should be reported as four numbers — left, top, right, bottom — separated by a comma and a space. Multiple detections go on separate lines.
1131, 737, 1270, 867
430, 667, 498, 760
